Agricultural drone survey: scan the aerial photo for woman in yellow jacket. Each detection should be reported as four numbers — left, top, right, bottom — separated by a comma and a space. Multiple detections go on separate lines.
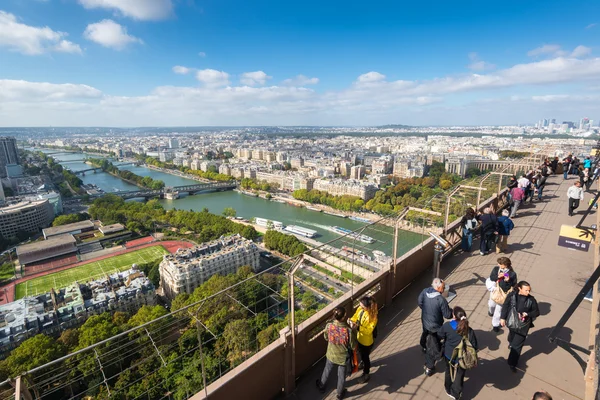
349, 296, 378, 383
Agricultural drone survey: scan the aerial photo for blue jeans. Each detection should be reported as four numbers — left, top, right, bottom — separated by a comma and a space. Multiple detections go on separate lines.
320, 359, 347, 397
564, 170, 568, 179
537, 187, 543, 200
461, 230, 473, 251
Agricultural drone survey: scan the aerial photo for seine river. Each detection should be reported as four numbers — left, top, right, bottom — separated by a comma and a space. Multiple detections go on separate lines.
41, 150, 425, 256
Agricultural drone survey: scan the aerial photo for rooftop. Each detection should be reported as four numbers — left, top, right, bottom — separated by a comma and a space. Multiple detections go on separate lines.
16, 234, 76, 255
291, 177, 594, 400
42, 220, 95, 237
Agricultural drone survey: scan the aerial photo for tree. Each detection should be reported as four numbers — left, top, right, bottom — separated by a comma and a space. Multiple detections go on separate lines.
439, 179, 453, 190
77, 313, 121, 349
52, 213, 87, 227
222, 207, 237, 218
128, 305, 169, 328
301, 291, 317, 309
218, 319, 252, 367
465, 166, 482, 178
0, 334, 64, 377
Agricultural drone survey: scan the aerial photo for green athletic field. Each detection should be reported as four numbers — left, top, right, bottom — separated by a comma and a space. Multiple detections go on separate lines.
15, 245, 169, 300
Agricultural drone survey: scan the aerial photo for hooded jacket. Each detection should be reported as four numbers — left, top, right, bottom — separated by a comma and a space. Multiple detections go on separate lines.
418, 287, 453, 332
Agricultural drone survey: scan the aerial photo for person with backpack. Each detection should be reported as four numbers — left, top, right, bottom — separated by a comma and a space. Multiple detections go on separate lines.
418, 278, 453, 376
316, 306, 356, 399
349, 296, 378, 384
477, 208, 499, 255
486, 257, 517, 332
500, 281, 540, 372
438, 306, 478, 400
496, 210, 514, 253
460, 208, 478, 252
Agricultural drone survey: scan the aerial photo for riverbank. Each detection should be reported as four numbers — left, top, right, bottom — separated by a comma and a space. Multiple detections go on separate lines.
85, 161, 144, 189
144, 164, 213, 183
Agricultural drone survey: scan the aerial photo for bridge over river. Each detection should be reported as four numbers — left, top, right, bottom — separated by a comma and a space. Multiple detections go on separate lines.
63, 181, 237, 204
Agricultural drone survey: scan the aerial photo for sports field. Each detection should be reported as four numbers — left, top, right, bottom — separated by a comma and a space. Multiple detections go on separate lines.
15, 245, 169, 300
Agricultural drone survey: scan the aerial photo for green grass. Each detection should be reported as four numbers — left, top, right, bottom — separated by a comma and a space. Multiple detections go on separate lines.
15, 246, 169, 299
0, 262, 15, 283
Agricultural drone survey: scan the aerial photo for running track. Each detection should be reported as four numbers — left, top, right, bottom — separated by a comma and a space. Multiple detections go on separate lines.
0, 240, 193, 305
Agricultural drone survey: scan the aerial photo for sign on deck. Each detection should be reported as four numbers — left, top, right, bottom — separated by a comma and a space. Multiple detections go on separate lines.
558, 225, 593, 252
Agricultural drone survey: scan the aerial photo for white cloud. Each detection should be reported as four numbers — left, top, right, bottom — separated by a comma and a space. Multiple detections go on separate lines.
196, 69, 230, 87
571, 45, 592, 58
3, 56, 600, 126
467, 52, 496, 71
78, 0, 173, 21
282, 74, 319, 86
198, 52, 206, 57
356, 71, 386, 83
586, 23, 597, 29
0, 79, 102, 101
172, 66, 192, 75
240, 71, 272, 86
84, 20, 143, 50
0, 11, 82, 55
527, 44, 568, 58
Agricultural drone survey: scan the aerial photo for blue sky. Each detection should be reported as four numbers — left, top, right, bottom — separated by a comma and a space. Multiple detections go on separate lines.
0, 0, 599, 126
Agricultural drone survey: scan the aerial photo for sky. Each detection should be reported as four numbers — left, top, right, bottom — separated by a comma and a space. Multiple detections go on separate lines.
0, 0, 599, 127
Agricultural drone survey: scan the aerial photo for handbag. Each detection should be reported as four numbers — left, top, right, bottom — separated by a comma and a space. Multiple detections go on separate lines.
506, 295, 530, 335
491, 284, 512, 305
344, 328, 359, 375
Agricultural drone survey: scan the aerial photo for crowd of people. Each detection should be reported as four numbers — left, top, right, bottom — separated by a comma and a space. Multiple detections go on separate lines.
314, 157, 589, 399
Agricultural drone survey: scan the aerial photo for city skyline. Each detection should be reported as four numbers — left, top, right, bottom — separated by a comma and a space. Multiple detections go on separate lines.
0, 0, 599, 126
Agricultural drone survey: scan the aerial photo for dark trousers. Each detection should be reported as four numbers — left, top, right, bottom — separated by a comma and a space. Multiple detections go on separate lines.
569, 198, 580, 216
480, 233, 494, 254
420, 328, 441, 369
444, 359, 466, 398
320, 359, 346, 397
507, 329, 528, 367
357, 342, 373, 375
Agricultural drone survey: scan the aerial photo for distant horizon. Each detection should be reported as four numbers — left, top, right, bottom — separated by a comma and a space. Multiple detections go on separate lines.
1, 1, 599, 126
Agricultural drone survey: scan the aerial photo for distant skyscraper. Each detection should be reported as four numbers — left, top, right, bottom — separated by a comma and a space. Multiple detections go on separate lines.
0, 137, 19, 178
168, 138, 179, 149
551, 119, 556, 124
543, 119, 549, 127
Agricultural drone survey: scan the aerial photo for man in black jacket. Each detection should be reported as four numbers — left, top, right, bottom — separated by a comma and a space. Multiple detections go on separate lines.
478, 208, 499, 255
418, 278, 453, 376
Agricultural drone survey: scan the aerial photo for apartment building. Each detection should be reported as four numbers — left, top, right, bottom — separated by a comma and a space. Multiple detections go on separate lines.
0, 199, 54, 239
159, 234, 260, 299
313, 179, 378, 200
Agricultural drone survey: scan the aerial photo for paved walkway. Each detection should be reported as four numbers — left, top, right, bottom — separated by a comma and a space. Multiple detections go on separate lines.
292, 176, 594, 400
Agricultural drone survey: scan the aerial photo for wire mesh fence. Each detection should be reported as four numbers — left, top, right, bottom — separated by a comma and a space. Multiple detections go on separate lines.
3, 155, 551, 400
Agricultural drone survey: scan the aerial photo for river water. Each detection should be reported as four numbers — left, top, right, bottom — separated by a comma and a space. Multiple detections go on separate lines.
37, 149, 425, 256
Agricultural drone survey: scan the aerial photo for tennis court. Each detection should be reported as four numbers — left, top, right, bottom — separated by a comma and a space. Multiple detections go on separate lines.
15, 245, 168, 299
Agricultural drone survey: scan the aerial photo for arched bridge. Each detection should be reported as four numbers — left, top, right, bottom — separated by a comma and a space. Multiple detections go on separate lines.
63, 181, 237, 204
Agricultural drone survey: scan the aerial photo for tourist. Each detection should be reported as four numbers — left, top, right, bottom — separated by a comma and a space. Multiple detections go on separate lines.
551, 157, 559, 175
535, 173, 547, 201
506, 175, 518, 190
584, 156, 592, 171
517, 174, 530, 190
349, 296, 378, 384
418, 278, 452, 376
316, 306, 356, 399
496, 210, 514, 253
478, 207, 499, 255
527, 177, 536, 203
562, 156, 572, 180
532, 390, 553, 400
500, 281, 540, 372
487, 257, 517, 332
509, 185, 525, 218
460, 208, 478, 252
567, 181, 584, 216
438, 306, 478, 400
